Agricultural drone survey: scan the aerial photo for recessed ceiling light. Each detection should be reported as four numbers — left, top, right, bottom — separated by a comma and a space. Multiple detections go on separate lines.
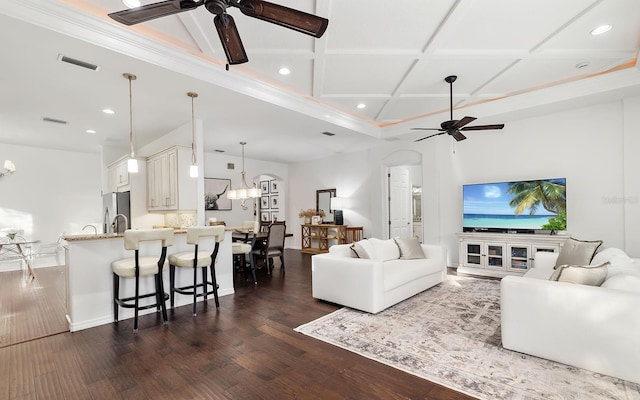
590, 24, 612, 35
357, 103, 366, 109
86, 129, 96, 134
278, 67, 291, 75
102, 108, 115, 115
122, 0, 141, 8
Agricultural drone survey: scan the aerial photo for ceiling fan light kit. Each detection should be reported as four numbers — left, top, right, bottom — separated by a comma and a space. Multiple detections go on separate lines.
109, 0, 329, 66
412, 75, 505, 142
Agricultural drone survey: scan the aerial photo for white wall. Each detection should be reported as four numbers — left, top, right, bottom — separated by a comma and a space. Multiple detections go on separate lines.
0, 143, 102, 243
288, 96, 640, 260
202, 151, 289, 228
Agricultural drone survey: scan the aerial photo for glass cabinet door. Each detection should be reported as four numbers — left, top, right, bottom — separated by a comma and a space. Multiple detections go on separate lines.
508, 244, 530, 271
485, 243, 505, 269
465, 243, 482, 266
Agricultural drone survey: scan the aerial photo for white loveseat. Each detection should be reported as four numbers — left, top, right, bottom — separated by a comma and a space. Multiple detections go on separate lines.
311, 238, 446, 314
501, 248, 640, 384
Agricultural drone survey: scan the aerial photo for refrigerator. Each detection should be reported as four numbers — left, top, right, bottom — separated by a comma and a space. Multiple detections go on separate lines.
103, 191, 131, 233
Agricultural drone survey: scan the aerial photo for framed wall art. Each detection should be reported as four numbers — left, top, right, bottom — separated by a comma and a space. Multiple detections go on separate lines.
271, 211, 279, 221
260, 211, 270, 222
270, 195, 279, 209
204, 178, 232, 211
260, 180, 269, 194
270, 179, 279, 193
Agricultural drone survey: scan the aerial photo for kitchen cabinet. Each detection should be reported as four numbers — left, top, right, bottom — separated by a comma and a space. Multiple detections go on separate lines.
146, 146, 195, 211
457, 232, 566, 278
107, 157, 131, 192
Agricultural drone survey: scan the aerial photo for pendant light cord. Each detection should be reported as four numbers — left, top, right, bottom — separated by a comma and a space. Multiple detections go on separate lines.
187, 92, 198, 166
124, 73, 137, 158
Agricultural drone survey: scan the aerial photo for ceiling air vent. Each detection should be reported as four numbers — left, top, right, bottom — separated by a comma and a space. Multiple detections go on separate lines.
227, 163, 235, 170
57, 54, 100, 71
321, 131, 335, 136
42, 117, 68, 125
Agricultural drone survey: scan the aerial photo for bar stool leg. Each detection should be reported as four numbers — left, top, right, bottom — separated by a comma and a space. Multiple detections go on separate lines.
169, 264, 176, 309
113, 273, 120, 322
201, 267, 208, 300
134, 274, 140, 333
156, 272, 168, 324
209, 263, 220, 308
192, 265, 198, 316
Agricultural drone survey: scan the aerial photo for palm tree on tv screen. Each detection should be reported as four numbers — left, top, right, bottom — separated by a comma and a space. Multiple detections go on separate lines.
507, 180, 566, 216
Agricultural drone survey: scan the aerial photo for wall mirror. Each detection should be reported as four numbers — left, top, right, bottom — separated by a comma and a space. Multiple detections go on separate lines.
316, 188, 336, 222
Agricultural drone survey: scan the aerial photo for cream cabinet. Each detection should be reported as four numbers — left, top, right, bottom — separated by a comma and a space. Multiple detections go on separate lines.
146, 146, 195, 211
457, 232, 566, 278
107, 157, 131, 193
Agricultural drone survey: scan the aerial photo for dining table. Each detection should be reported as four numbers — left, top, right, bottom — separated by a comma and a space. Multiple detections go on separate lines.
0, 239, 40, 281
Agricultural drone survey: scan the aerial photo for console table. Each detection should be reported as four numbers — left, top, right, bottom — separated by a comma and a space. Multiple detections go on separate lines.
301, 224, 348, 254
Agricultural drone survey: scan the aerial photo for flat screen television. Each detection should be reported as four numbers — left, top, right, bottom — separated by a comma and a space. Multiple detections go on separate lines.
463, 178, 566, 233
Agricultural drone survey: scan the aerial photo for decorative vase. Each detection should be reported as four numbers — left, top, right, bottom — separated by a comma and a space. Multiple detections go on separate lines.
304, 217, 311, 224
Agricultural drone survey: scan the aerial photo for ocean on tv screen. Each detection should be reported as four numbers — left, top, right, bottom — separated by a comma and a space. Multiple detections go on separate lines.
463, 214, 555, 230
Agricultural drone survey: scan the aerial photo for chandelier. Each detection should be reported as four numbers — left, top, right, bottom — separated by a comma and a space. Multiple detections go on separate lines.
227, 141, 261, 210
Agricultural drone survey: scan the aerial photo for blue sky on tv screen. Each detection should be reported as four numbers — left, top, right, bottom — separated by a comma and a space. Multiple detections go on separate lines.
463, 179, 565, 216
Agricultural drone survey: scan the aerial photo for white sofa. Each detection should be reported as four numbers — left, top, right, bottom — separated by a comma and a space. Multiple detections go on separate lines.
311, 238, 446, 314
501, 248, 640, 384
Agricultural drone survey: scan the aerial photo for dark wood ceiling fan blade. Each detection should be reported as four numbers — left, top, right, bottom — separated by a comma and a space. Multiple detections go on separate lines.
411, 128, 442, 131
451, 131, 467, 141
460, 124, 505, 131
214, 14, 249, 65
108, 0, 201, 26
452, 116, 476, 129
414, 132, 445, 142
238, 0, 328, 38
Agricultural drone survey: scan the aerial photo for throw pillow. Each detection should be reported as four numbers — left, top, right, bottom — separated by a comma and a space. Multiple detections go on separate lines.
393, 237, 426, 260
554, 237, 603, 268
549, 261, 609, 286
351, 239, 375, 259
367, 238, 400, 261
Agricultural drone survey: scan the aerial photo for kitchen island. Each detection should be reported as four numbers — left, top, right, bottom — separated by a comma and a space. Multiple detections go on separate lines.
64, 229, 233, 332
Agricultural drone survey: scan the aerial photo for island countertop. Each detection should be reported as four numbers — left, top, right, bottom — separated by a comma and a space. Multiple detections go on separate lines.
63, 227, 245, 242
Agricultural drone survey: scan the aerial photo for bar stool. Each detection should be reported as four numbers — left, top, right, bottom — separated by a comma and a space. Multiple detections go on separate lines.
111, 228, 174, 333
168, 225, 225, 316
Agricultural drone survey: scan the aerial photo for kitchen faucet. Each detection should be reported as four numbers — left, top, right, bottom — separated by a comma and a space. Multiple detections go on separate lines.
82, 224, 97, 234
112, 214, 129, 234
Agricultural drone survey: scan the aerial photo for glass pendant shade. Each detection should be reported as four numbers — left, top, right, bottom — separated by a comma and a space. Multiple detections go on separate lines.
127, 158, 138, 173
189, 164, 198, 178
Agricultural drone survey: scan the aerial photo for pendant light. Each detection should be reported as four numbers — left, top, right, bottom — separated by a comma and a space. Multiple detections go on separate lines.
227, 141, 261, 210
187, 91, 198, 178
124, 73, 138, 173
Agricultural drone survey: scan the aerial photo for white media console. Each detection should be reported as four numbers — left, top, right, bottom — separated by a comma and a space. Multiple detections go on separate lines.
456, 232, 569, 278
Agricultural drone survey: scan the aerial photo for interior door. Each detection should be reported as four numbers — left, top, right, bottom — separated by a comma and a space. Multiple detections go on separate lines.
388, 166, 412, 238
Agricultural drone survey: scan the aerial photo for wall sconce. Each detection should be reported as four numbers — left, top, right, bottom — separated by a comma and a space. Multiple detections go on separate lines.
0, 160, 16, 178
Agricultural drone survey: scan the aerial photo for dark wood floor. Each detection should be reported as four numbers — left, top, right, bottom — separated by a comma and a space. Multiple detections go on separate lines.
0, 265, 68, 348
0, 250, 474, 400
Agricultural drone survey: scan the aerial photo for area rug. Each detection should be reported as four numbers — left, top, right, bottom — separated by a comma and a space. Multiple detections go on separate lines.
295, 276, 640, 399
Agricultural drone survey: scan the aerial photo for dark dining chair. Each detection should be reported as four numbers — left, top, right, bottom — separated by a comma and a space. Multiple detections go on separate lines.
251, 222, 286, 274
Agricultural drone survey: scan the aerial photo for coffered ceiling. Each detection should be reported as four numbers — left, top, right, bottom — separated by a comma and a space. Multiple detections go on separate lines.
1, 0, 639, 162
